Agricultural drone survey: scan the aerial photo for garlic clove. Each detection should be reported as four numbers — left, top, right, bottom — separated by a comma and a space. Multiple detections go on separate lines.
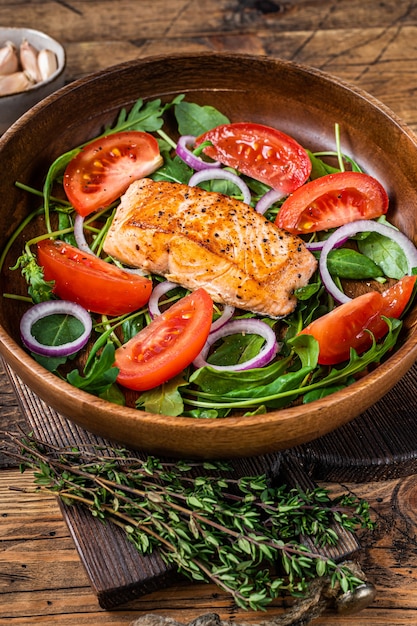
37, 48, 58, 81
0, 41, 19, 75
20, 39, 42, 83
0, 71, 34, 96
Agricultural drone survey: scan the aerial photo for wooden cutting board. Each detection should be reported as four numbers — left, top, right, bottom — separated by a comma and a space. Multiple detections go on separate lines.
4, 362, 362, 610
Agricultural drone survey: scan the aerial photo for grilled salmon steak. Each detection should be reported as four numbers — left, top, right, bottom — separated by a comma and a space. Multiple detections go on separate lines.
103, 178, 317, 318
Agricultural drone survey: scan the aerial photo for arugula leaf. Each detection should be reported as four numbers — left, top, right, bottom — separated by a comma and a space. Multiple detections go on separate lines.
294, 281, 322, 302
185, 408, 223, 419
32, 353, 68, 372
151, 152, 193, 185
289, 334, 319, 368
66, 342, 119, 396
303, 382, 351, 404
43, 149, 80, 232
189, 356, 292, 395
99, 383, 126, 405
174, 101, 230, 136
192, 171, 250, 200
107, 95, 184, 134
206, 327, 274, 367
137, 375, 187, 416
308, 151, 340, 179
11, 252, 54, 303
184, 320, 402, 413
119, 312, 148, 343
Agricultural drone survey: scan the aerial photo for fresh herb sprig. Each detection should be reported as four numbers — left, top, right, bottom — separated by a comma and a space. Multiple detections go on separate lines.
4, 431, 373, 611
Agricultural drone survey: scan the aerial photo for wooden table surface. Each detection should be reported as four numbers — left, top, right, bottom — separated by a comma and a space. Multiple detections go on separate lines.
2, 1, 417, 624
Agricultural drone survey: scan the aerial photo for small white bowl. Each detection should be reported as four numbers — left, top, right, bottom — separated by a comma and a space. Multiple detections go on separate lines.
0, 27, 66, 134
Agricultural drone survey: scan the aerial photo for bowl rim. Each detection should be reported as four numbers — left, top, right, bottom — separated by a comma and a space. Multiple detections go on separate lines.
1, 51, 417, 457
0, 26, 66, 99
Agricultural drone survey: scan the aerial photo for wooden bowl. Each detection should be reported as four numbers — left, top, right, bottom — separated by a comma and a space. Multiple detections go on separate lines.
1, 53, 417, 459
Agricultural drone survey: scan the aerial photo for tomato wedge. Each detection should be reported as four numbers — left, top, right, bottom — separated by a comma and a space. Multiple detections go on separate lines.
37, 239, 152, 316
276, 171, 389, 234
195, 122, 311, 196
63, 131, 163, 217
115, 288, 213, 391
299, 275, 416, 365
366, 274, 417, 340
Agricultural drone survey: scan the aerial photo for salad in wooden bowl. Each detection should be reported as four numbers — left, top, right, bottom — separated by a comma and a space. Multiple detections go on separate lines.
0, 53, 416, 458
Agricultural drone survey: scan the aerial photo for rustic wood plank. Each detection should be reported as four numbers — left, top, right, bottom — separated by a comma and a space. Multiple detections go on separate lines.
1, 0, 417, 623
3, 469, 417, 624
1, 0, 416, 133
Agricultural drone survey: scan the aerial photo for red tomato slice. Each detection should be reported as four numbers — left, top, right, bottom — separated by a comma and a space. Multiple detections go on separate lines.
195, 122, 311, 195
37, 239, 152, 316
299, 291, 383, 365
276, 171, 389, 234
63, 131, 163, 217
367, 274, 417, 339
115, 288, 213, 391
299, 275, 416, 365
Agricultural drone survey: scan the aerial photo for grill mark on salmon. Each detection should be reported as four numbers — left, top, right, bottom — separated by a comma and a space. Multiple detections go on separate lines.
103, 178, 317, 318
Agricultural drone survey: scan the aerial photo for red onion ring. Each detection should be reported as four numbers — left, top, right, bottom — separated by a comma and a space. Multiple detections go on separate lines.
75, 214, 148, 277
305, 240, 325, 252
210, 304, 235, 332
255, 189, 284, 215
20, 300, 92, 357
305, 236, 348, 252
148, 280, 179, 318
176, 135, 221, 171
149, 281, 235, 331
193, 318, 279, 371
189, 168, 252, 206
74, 214, 95, 255
319, 219, 417, 304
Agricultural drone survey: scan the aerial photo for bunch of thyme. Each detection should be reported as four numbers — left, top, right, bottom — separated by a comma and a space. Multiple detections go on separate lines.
3, 431, 374, 611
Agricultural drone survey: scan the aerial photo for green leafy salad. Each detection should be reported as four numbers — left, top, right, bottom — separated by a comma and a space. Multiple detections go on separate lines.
3, 94, 417, 418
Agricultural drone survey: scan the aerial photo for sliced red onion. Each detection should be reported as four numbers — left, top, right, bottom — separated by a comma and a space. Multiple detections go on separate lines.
20, 300, 92, 357
149, 281, 235, 331
176, 135, 221, 171
305, 236, 348, 252
210, 304, 235, 333
122, 266, 149, 277
189, 168, 252, 206
74, 215, 148, 276
148, 280, 179, 318
74, 214, 95, 255
305, 240, 325, 252
319, 219, 417, 304
255, 189, 284, 215
193, 318, 279, 371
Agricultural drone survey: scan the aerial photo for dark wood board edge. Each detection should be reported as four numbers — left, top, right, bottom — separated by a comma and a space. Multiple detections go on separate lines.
294, 361, 417, 482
